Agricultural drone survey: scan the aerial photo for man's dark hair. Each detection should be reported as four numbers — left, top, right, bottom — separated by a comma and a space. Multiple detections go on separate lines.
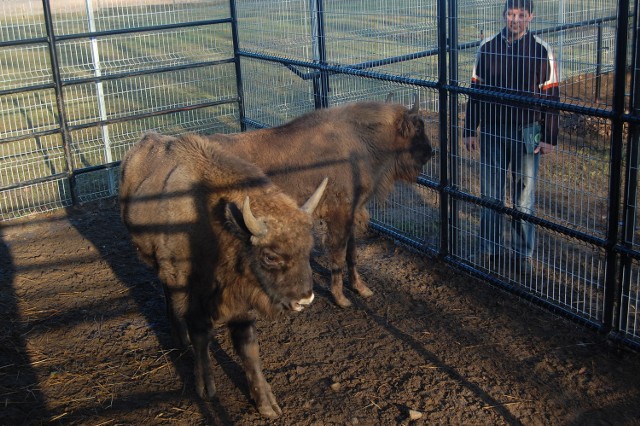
504, 0, 533, 14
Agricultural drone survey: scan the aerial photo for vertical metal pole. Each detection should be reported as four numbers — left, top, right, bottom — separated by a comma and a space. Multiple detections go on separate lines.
229, 0, 247, 131
309, 0, 329, 109
85, 0, 115, 195
556, 0, 565, 82
42, 0, 77, 206
595, 23, 603, 102
438, 0, 450, 256
603, 0, 631, 332
619, 0, 640, 336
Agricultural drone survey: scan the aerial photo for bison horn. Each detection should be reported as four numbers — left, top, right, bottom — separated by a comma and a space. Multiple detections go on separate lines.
410, 93, 420, 114
385, 92, 395, 103
301, 177, 328, 215
242, 196, 268, 237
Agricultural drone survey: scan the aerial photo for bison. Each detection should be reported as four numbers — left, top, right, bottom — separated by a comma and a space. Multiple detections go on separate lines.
207, 97, 433, 307
119, 132, 328, 418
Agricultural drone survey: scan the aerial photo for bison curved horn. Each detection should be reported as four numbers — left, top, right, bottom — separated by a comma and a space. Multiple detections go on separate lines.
385, 92, 395, 103
410, 93, 420, 114
301, 177, 329, 215
242, 196, 268, 237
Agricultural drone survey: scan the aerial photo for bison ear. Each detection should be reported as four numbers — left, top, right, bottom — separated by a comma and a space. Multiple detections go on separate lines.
397, 114, 413, 138
224, 201, 248, 237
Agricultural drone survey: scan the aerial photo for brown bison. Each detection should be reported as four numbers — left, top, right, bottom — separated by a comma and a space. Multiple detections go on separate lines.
119, 132, 327, 418
207, 98, 433, 307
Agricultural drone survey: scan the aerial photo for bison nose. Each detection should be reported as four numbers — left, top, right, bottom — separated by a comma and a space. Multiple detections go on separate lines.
292, 292, 315, 312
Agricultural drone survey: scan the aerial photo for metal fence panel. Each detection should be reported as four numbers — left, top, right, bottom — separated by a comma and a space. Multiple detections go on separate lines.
0, 0, 239, 220
1, 0, 638, 348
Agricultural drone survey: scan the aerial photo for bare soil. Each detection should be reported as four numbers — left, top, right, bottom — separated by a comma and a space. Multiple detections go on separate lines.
1, 198, 639, 425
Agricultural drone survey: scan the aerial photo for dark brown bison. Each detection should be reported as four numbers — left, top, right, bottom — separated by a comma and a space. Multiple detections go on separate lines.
119, 132, 327, 418
207, 98, 433, 307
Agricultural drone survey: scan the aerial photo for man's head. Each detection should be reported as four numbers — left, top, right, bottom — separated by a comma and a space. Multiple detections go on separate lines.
503, 0, 533, 41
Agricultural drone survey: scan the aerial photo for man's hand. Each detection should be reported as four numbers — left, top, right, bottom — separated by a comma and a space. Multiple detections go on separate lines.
463, 136, 477, 151
535, 141, 555, 155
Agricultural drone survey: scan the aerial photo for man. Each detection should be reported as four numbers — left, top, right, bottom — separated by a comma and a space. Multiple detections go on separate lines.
463, 0, 560, 275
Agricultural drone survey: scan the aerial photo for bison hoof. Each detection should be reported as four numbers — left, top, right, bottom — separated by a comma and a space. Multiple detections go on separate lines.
333, 293, 352, 308
356, 285, 374, 298
258, 402, 282, 418
196, 379, 217, 400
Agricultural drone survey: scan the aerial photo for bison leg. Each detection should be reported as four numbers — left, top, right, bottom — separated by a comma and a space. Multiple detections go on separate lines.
326, 219, 353, 308
191, 328, 216, 400
228, 320, 282, 418
330, 268, 351, 308
347, 231, 373, 298
161, 284, 190, 348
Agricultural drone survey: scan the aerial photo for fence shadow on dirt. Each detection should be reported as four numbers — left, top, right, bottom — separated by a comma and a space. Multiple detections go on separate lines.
310, 253, 523, 425
0, 233, 50, 424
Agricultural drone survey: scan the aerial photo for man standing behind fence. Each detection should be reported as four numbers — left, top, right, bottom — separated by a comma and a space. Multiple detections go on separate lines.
463, 0, 559, 275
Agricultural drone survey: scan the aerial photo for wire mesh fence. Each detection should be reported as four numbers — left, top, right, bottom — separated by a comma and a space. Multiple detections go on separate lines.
0, 0, 638, 348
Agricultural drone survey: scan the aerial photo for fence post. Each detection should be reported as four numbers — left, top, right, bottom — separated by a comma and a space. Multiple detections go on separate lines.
604, 0, 631, 332
595, 22, 603, 102
619, 0, 640, 339
84, 0, 116, 196
42, 0, 77, 206
229, 0, 246, 131
442, 0, 455, 257
309, 0, 329, 109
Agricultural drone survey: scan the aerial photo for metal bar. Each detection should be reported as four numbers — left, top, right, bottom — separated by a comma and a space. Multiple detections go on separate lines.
0, 37, 48, 48
453, 83, 613, 118
238, 50, 610, 120
595, 23, 604, 102
84, 0, 115, 196
59, 57, 236, 86
0, 83, 56, 97
238, 49, 440, 88
311, 0, 329, 108
618, 0, 640, 340
309, 0, 323, 109
446, 188, 608, 249
54, 18, 232, 42
440, 0, 453, 257
603, 0, 631, 332
41, 0, 76, 205
229, 0, 245, 132
0, 172, 69, 193
65, 97, 239, 132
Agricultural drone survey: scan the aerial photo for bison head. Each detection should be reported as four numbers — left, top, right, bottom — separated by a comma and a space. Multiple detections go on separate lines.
394, 94, 434, 179
226, 178, 328, 314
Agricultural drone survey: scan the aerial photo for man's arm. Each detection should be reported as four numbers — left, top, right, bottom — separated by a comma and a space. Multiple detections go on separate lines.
539, 42, 560, 147
463, 49, 484, 151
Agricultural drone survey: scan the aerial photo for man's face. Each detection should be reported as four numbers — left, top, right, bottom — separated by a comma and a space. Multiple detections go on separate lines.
504, 7, 533, 40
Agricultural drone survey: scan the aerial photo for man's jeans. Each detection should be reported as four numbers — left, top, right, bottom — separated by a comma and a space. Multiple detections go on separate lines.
479, 127, 539, 259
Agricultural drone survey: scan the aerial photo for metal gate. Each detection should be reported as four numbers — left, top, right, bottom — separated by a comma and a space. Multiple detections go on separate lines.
1, 0, 638, 349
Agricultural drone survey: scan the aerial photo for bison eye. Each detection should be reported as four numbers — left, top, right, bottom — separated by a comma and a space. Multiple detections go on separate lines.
261, 248, 284, 269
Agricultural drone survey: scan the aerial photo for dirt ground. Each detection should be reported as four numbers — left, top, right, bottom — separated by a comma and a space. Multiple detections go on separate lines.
1, 197, 640, 426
